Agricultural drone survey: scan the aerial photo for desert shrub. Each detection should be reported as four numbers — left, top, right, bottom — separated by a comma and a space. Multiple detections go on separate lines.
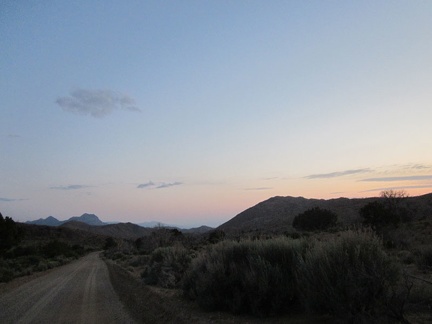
129, 255, 149, 267
0, 266, 14, 282
47, 260, 61, 269
408, 278, 432, 308
41, 240, 83, 258
135, 228, 189, 254
292, 207, 337, 231
415, 246, 432, 270
297, 229, 400, 322
0, 213, 21, 251
360, 201, 394, 228
360, 190, 410, 229
286, 232, 301, 239
104, 237, 118, 250
208, 229, 226, 244
397, 250, 415, 265
34, 261, 48, 272
142, 245, 192, 288
182, 237, 308, 316
4, 245, 38, 259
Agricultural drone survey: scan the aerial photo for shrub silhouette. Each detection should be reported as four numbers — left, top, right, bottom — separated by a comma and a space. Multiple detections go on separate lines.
208, 229, 226, 244
292, 207, 337, 231
0, 213, 21, 252
104, 237, 118, 250
141, 245, 191, 288
297, 229, 400, 322
183, 230, 402, 320
183, 238, 309, 316
41, 240, 77, 258
360, 190, 410, 228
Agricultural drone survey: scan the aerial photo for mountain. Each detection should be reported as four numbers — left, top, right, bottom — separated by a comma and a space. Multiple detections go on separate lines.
181, 225, 213, 234
26, 216, 62, 226
27, 213, 105, 227
67, 213, 105, 226
218, 193, 432, 234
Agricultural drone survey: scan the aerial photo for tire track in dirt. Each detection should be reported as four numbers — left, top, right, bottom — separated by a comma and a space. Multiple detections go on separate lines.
0, 252, 135, 323
80, 253, 99, 323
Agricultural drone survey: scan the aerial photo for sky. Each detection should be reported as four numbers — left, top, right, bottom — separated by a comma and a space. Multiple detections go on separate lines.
1, 1, 432, 228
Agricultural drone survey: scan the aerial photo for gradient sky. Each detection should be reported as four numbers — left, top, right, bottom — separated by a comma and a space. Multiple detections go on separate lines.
1, 1, 432, 228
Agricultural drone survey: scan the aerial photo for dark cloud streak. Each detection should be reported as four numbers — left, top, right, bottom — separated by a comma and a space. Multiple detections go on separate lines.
7, 134, 21, 138
362, 184, 432, 192
137, 181, 182, 189
0, 197, 26, 202
156, 182, 182, 189
50, 185, 91, 190
137, 181, 155, 189
56, 88, 141, 118
305, 168, 370, 179
361, 175, 432, 182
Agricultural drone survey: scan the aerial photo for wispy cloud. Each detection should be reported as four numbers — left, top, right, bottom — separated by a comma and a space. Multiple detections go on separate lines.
6, 134, 21, 138
50, 185, 91, 190
0, 197, 26, 202
137, 181, 182, 189
156, 182, 182, 189
244, 187, 272, 191
137, 181, 155, 189
361, 175, 432, 182
411, 164, 431, 170
305, 168, 370, 179
263, 177, 279, 181
362, 184, 432, 192
56, 88, 141, 118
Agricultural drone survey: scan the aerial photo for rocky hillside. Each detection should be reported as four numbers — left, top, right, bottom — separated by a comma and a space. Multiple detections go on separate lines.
218, 193, 432, 234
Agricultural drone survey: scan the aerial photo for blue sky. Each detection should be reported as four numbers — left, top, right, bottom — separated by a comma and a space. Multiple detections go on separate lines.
1, 1, 432, 227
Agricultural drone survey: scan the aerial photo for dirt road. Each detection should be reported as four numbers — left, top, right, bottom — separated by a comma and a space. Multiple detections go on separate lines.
0, 252, 135, 323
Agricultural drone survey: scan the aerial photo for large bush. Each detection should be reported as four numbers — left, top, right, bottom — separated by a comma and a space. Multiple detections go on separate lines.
142, 245, 192, 288
360, 190, 410, 229
292, 207, 337, 231
182, 237, 308, 316
182, 230, 403, 321
297, 229, 401, 322
0, 213, 21, 251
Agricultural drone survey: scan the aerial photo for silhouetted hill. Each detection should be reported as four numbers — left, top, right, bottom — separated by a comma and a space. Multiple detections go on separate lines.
26, 216, 62, 226
61, 221, 153, 239
67, 213, 105, 226
17, 223, 107, 248
27, 213, 105, 226
181, 226, 213, 234
218, 193, 432, 234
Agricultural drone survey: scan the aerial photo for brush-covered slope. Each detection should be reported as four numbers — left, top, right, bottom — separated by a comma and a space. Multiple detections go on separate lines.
61, 221, 153, 239
218, 193, 432, 234
17, 223, 107, 248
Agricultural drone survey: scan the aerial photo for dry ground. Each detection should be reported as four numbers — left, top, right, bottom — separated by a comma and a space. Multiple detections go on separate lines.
0, 252, 135, 323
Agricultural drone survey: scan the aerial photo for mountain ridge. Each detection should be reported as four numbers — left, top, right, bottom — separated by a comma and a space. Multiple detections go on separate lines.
217, 193, 432, 234
26, 213, 105, 227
